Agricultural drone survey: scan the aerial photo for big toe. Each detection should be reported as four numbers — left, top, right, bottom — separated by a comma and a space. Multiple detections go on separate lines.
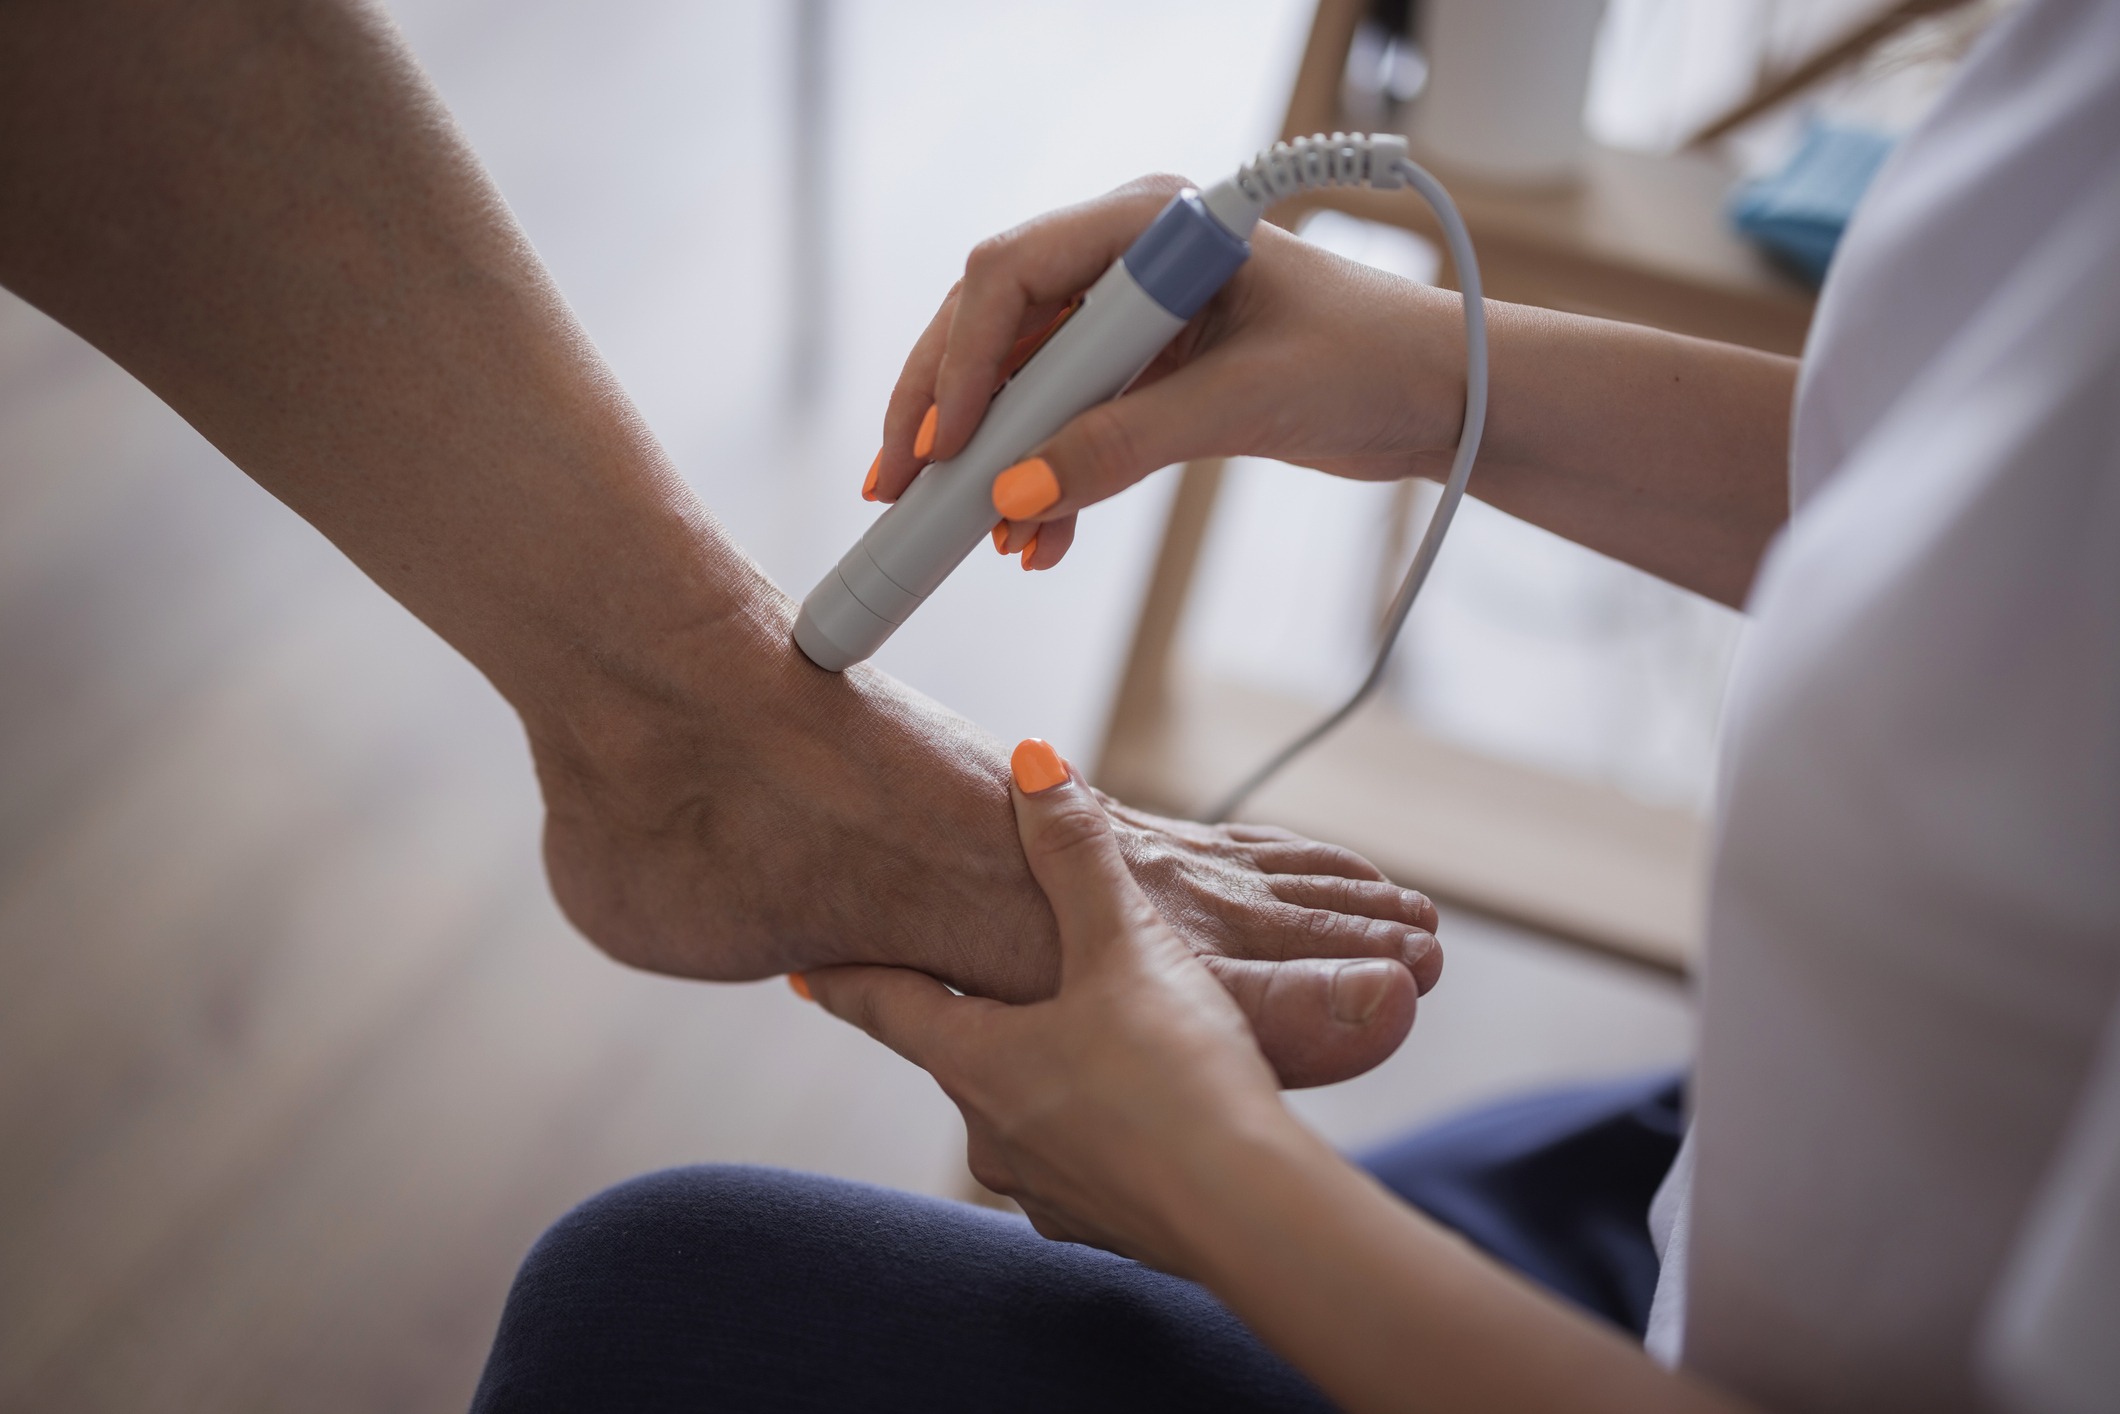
1204, 955, 1417, 1088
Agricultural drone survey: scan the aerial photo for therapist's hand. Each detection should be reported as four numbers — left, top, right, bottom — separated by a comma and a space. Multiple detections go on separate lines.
809, 742, 1758, 1414
868, 174, 1472, 568
802, 738, 1411, 1269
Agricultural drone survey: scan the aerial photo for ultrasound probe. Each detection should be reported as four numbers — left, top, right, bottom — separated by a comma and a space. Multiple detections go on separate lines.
793, 133, 1489, 820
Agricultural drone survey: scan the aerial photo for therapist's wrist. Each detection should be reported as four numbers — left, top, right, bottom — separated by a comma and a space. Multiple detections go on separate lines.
1149, 1098, 1347, 1280
1394, 280, 1476, 477
1241, 226, 1475, 485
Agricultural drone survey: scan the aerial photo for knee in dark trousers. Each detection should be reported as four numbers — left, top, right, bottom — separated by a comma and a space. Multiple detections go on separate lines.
472, 1164, 1333, 1414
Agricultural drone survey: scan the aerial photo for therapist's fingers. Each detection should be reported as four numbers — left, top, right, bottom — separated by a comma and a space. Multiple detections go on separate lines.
801, 963, 995, 1079
875, 175, 1189, 505
994, 511, 1075, 563
1024, 514, 1075, 571
876, 174, 1207, 509
873, 283, 960, 499
927, 177, 1189, 470
987, 348, 1260, 527
876, 291, 1076, 503
1200, 954, 1416, 1089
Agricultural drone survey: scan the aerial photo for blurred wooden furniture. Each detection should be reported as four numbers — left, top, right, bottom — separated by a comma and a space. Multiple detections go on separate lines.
1095, 0, 1821, 977
1687, 0, 1989, 147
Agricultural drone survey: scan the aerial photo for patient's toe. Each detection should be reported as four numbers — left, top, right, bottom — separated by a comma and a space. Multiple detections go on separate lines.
1268, 874, 1439, 937
1260, 900, 1441, 993
1232, 833, 1389, 883
1204, 954, 1417, 1088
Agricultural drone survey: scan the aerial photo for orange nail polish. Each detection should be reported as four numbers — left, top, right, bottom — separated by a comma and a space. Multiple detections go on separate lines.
913, 405, 938, 460
788, 972, 813, 1002
992, 521, 1009, 553
1011, 738, 1069, 794
1019, 531, 1040, 569
992, 457, 1059, 520
861, 451, 881, 502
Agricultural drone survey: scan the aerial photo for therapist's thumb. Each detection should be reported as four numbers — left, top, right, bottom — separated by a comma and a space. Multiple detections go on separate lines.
800, 963, 985, 1078
990, 360, 1233, 524
1008, 739, 1161, 968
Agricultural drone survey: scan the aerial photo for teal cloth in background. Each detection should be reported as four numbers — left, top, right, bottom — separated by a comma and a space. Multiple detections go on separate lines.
1730, 123, 1896, 285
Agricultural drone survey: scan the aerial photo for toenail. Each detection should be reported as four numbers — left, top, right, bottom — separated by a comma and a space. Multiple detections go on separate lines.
1330, 959, 1396, 1025
1406, 932, 1444, 994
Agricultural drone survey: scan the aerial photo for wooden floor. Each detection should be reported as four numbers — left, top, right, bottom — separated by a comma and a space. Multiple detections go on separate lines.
0, 5, 1697, 1407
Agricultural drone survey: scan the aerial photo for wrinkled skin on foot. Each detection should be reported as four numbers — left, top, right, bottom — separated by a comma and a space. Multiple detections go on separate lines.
533, 606, 1441, 1088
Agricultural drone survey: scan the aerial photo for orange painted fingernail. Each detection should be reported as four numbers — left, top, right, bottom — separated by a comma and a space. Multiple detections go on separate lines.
992, 457, 1059, 519
1019, 531, 1040, 569
1011, 738, 1069, 794
913, 404, 938, 460
861, 451, 881, 502
788, 972, 813, 1002
993, 521, 1009, 553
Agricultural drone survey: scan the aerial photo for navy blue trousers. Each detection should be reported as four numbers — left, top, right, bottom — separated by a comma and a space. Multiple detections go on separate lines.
471, 1071, 1683, 1413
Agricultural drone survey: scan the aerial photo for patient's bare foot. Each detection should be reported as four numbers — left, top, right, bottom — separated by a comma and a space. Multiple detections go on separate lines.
530, 601, 1440, 1087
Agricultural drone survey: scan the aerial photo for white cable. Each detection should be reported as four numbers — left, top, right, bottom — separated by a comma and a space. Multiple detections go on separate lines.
1204, 155, 1487, 823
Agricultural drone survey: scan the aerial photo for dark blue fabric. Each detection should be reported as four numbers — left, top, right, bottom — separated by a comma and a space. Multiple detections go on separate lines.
470, 1165, 1334, 1414
1357, 1070, 1686, 1336
471, 1071, 1685, 1411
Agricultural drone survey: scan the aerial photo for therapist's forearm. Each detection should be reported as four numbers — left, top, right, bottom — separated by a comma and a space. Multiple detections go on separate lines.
1171, 1117, 1763, 1414
1423, 302, 1796, 611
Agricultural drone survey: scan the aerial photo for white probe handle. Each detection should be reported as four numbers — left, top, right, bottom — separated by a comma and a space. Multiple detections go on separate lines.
793, 259, 1184, 671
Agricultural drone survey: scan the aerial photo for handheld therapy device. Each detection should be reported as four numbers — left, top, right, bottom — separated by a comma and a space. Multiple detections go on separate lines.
794, 132, 1489, 819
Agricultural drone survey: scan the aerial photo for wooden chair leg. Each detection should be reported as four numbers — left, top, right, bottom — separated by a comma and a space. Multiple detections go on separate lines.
1092, 458, 1227, 785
